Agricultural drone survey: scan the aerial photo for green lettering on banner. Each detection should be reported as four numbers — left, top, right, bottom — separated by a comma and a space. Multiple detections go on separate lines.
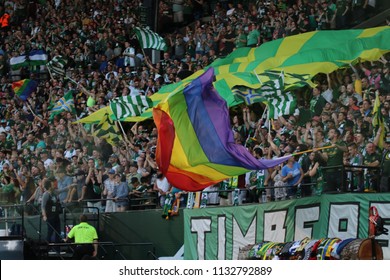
184, 193, 390, 260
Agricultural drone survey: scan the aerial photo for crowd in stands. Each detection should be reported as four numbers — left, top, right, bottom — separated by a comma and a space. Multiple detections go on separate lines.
0, 0, 389, 214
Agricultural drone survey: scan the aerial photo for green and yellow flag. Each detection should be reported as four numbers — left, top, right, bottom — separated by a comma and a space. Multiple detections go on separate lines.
92, 109, 122, 146
78, 27, 390, 124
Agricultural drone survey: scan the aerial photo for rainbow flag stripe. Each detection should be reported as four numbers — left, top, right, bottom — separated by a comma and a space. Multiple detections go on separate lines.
153, 68, 290, 191
12, 79, 38, 101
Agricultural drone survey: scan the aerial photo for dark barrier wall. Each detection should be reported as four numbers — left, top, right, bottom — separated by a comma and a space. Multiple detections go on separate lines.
5, 208, 184, 260
99, 209, 184, 260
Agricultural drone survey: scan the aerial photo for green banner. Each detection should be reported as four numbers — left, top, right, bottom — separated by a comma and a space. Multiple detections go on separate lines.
184, 193, 390, 260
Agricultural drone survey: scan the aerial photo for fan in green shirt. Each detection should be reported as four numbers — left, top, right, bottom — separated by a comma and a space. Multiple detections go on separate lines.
322, 128, 347, 192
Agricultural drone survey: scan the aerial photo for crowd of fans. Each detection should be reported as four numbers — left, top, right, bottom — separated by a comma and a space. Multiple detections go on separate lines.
0, 0, 389, 214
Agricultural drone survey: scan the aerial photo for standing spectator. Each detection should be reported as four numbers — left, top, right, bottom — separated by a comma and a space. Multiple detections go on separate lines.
304, 151, 324, 196
234, 26, 247, 49
335, 0, 349, 29
123, 42, 135, 70
55, 168, 73, 203
102, 169, 117, 212
281, 156, 304, 199
80, 159, 102, 214
346, 143, 364, 192
27, 177, 45, 214
153, 169, 171, 207
221, 25, 235, 55
362, 142, 381, 192
322, 128, 348, 193
41, 178, 62, 249
113, 173, 129, 212
379, 136, 390, 192
247, 22, 261, 47
310, 85, 327, 116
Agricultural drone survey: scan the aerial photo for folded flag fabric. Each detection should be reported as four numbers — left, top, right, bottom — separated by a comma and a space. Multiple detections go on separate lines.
110, 95, 153, 121
92, 111, 122, 146
46, 55, 68, 77
134, 27, 168, 51
49, 90, 75, 120
28, 50, 48, 67
12, 79, 38, 101
153, 67, 291, 191
233, 72, 297, 119
266, 91, 297, 119
10, 55, 28, 70
9, 50, 48, 70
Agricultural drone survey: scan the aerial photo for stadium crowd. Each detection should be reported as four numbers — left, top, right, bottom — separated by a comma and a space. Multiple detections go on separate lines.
0, 0, 389, 214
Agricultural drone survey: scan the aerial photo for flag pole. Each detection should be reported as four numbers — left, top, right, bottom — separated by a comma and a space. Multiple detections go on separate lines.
267, 107, 271, 137
253, 70, 263, 86
26, 102, 38, 118
65, 75, 79, 85
46, 64, 55, 81
292, 145, 334, 156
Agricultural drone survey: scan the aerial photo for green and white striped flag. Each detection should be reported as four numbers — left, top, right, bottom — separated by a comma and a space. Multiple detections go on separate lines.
110, 95, 154, 120
233, 72, 297, 119
266, 91, 297, 119
46, 55, 68, 77
134, 27, 167, 51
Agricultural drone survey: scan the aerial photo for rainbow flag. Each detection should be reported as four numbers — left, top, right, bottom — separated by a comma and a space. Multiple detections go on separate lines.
12, 79, 38, 101
153, 68, 290, 191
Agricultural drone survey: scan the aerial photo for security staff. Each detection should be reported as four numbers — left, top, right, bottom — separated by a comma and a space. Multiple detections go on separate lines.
65, 214, 98, 259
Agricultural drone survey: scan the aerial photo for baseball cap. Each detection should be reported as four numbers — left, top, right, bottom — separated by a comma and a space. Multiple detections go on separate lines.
108, 169, 116, 174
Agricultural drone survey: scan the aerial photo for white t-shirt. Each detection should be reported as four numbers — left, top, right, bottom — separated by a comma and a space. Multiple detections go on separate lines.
156, 177, 170, 195
123, 47, 135, 67
44, 158, 54, 169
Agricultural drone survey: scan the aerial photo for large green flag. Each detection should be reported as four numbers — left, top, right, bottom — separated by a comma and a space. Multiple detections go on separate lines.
78, 27, 390, 123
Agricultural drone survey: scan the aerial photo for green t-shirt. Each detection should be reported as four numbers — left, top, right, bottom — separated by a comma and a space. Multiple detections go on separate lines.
235, 33, 247, 48
382, 150, 390, 176
87, 96, 96, 107
325, 140, 346, 169
247, 29, 260, 46
67, 222, 98, 243
363, 152, 381, 166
